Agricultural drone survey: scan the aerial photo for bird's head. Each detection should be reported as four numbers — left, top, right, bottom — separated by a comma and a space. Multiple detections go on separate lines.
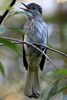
20, 3, 42, 18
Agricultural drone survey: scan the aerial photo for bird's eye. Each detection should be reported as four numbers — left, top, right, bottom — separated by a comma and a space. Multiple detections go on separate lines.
32, 6, 35, 9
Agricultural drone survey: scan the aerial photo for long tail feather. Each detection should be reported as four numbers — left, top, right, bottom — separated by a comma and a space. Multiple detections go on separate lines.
24, 68, 40, 98
24, 68, 33, 97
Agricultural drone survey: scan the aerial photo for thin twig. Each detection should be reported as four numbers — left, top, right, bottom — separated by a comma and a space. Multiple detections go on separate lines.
46, 46, 67, 57
0, 0, 16, 24
0, 36, 58, 70
33, 43, 67, 58
0, 37, 67, 58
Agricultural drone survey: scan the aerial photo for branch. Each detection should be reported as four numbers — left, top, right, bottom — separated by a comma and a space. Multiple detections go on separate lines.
34, 43, 67, 58
46, 46, 67, 57
0, 37, 67, 58
0, 0, 16, 24
0, 36, 58, 70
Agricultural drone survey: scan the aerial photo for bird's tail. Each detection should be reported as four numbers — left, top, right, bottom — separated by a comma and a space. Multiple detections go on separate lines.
24, 68, 40, 98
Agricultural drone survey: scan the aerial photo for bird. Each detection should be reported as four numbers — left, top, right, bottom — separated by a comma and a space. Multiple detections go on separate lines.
21, 2, 48, 98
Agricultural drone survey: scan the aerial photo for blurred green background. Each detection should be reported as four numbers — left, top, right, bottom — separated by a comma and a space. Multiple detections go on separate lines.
0, 0, 67, 100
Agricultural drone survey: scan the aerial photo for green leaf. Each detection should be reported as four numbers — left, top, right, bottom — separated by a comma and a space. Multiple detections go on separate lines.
40, 76, 67, 100
39, 69, 67, 100
10, 27, 25, 35
0, 62, 5, 77
0, 38, 19, 54
50, 86, 67, 100
0, 25, 5, 34
55, 85, 67, 95
39, 79, 59, 100
7, 6, 12, 11
55, 68, 67, 75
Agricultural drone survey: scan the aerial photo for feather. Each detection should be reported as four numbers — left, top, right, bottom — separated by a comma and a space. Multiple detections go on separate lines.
40, 48, 47, 71
23, 45, 28, 70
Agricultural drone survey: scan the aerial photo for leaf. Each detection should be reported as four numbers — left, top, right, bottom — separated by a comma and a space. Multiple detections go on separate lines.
40, 75, 67, 100
7, 6, 12, 11
39, 79, 59, 100
0, 25, 5, 34
0, 38, 19, 54
10, 27, 25, 35
55, 68, 67, 75
40, 69, 67, 100
50, 86, 67, 100
55, 85, 67, 95
0, 62, 5, 77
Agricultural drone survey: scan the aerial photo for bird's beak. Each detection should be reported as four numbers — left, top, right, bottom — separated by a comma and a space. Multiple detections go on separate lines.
20, 3, 30, 11
20, 3, 33, 17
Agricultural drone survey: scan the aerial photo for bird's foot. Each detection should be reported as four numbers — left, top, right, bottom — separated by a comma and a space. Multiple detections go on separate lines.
32, 89, 40, 98
24, 92, 33, 98
24, 89, 40, 98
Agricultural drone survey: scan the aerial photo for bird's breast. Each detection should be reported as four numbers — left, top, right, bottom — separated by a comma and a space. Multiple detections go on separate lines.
24, 19, 47, 45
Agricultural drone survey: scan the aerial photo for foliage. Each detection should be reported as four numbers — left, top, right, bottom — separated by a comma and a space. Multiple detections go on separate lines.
0, 26, 22, 77
39, 69, 67, 100
0, 38, 19, 54
0, 38, 20, 78
10, 27, 25, 36
0, 62, 5, 77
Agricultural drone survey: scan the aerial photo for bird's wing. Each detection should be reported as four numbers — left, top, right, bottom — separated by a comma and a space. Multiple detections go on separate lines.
39, 22, 48, 71
23, 45, 28, 70
22, 20, 29, 70
39, 48, 47, 71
